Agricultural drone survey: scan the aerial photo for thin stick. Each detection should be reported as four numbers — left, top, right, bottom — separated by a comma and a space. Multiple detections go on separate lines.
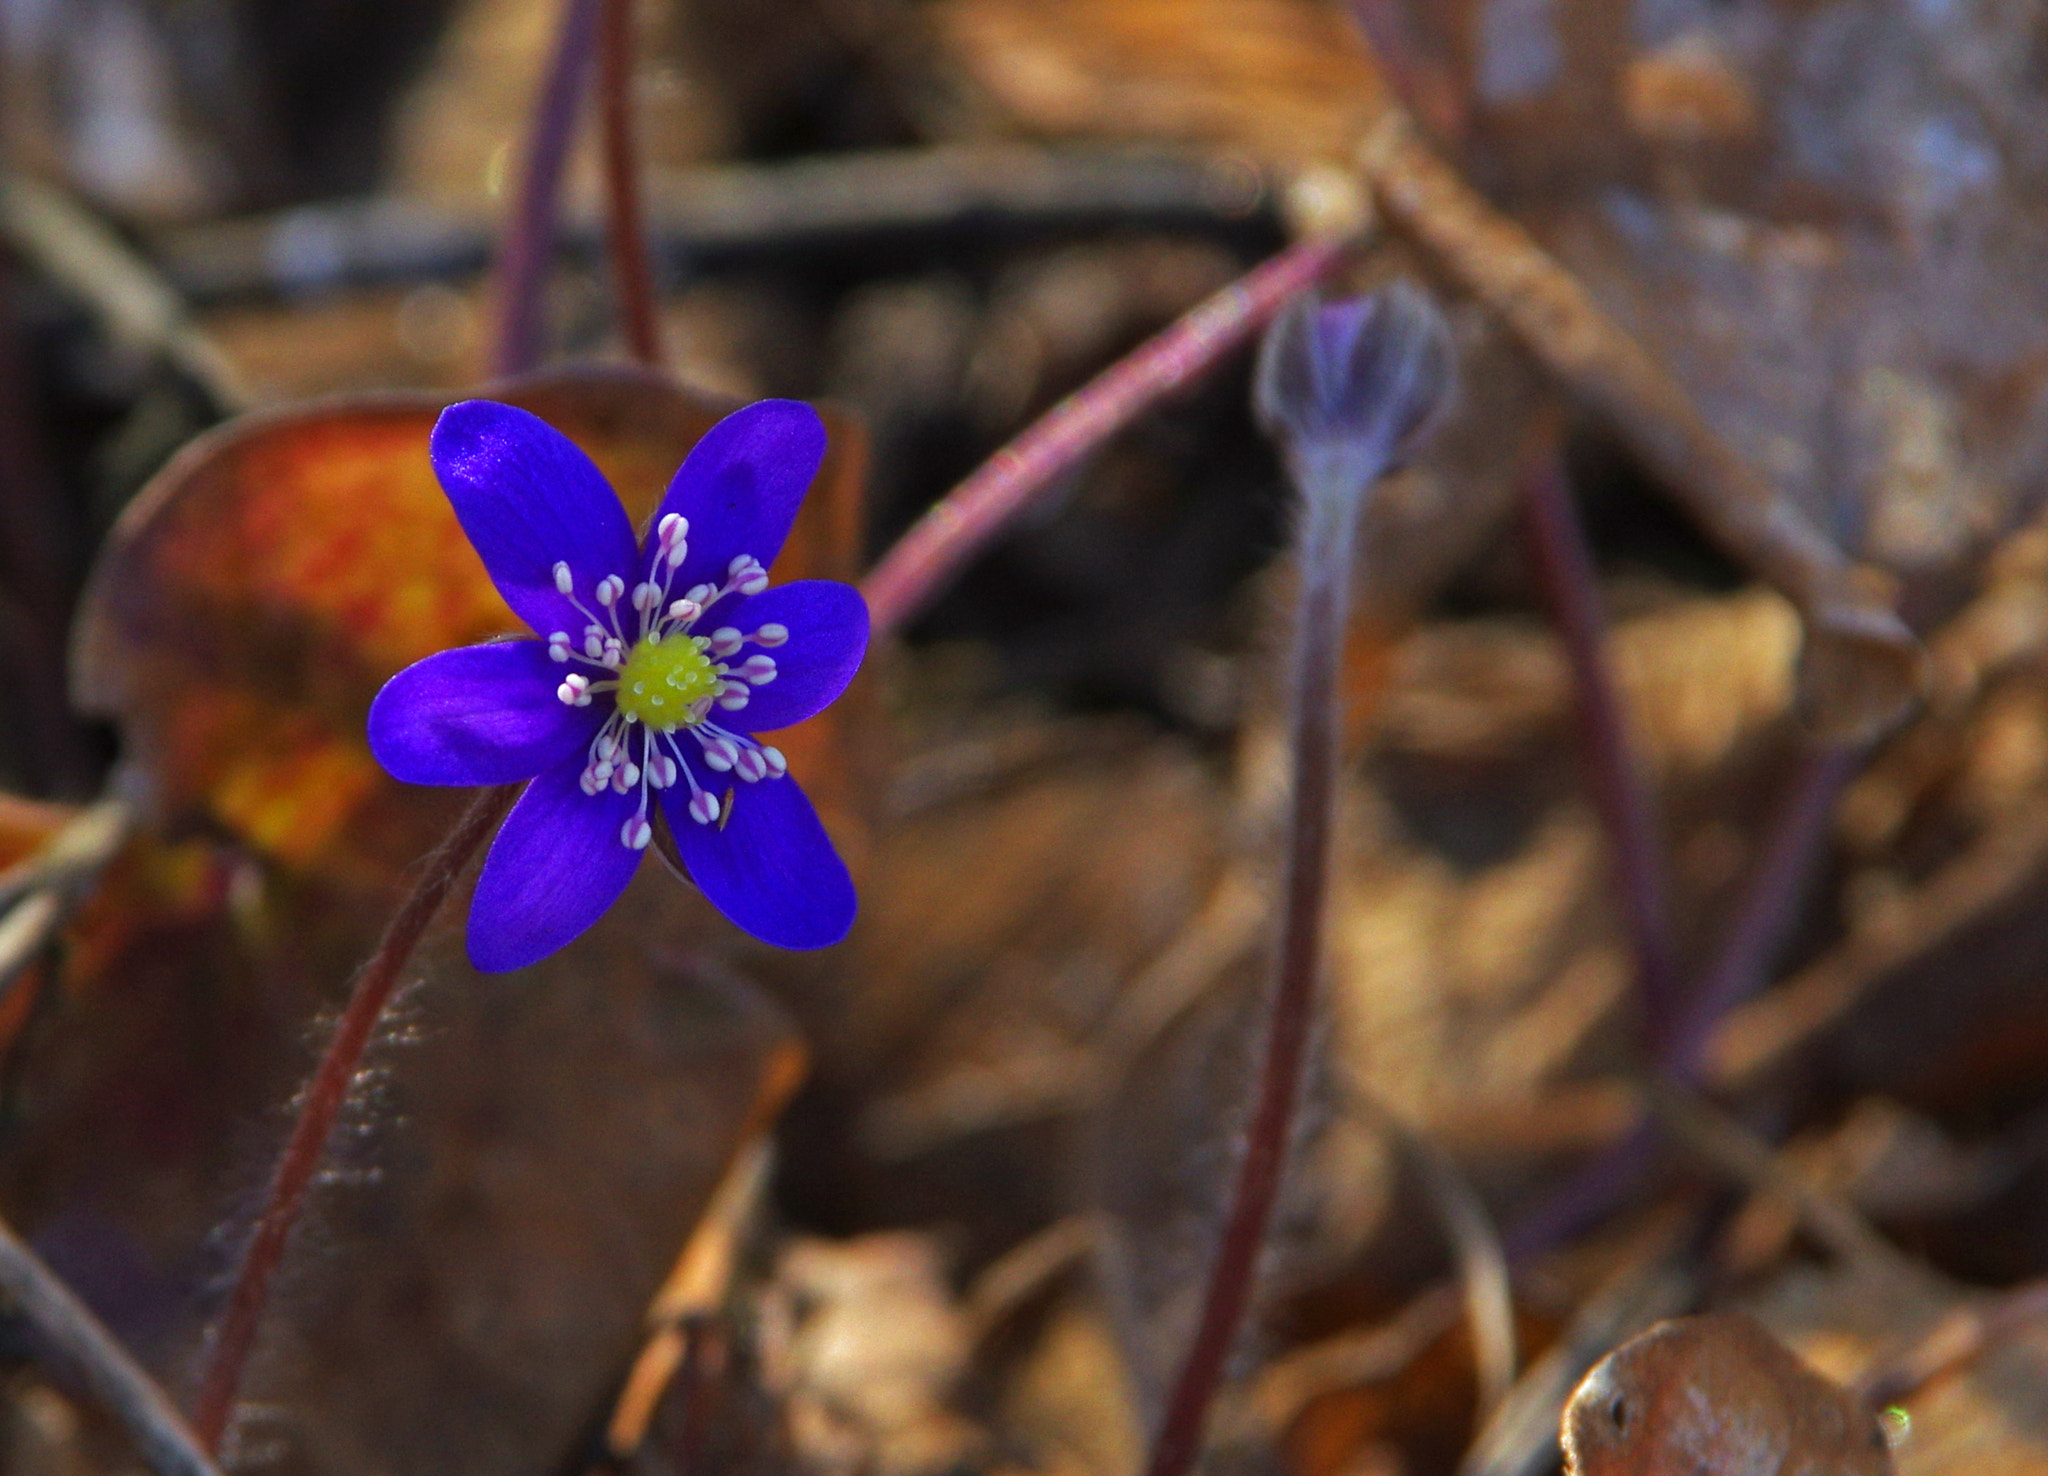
492, 0, 604, 376
191, 786, 513, 1450
1142, 487, 1355, 1476
1857, 1276, 2048, 1408
0, 1210, 223, 1476
1505, 745, 1858, 1259
597, 0, 662, 366
1518, 456, 1681, 1046
1663, 743, 1858, 1080
861, 234, 1350, 638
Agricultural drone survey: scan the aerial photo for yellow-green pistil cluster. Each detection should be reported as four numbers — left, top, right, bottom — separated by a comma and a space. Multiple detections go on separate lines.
615, 632, 720, 727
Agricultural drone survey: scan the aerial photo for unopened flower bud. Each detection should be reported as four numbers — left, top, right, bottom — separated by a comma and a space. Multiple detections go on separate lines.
1254, 281, 1454, 504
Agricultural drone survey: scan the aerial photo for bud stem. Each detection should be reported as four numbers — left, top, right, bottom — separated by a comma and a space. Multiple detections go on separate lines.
1142, 455, 1370, 1476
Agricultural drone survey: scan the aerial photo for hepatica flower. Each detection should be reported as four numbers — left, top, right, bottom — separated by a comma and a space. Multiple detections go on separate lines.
368, 399, 866, 971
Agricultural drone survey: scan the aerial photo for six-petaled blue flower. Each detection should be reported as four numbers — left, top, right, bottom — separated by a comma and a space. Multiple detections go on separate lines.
367, 398, 867, 971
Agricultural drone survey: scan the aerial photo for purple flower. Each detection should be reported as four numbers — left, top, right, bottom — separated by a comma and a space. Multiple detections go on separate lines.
367, 398, 867, 971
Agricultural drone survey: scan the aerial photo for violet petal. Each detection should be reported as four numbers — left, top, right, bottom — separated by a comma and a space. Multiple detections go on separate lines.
641, 400, 826, 596
660, 758, 854, 949
468, 753, 643, 972
369, 640, 602, 785
432, 400, 640, 636
718, 581, 869, 734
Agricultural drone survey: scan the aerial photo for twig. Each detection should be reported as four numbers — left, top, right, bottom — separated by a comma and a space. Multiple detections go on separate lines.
606, 1139, 772, 1459
1353, 109, 1922, 741
1222, 1283, 1463, 1445
1662, 743, 1859, 1080
0, 172, 248, 410
191, 784, 514, 1450
597, 0, 662, 366
1856, 1277, 2048, 1408
0, 1209, 223, 1476
0, 798, 133, 996
1505, 741, 1860, 1258
1354, 1089, 1518, 1415
1518, 455, 1681, 1046
1707, 797, 2048, 1092
860, 234, 1352, 638
964, 1215, 1098, 1346
1646, 1079, 1909, 1275
491, 0, 604, 376
152, 147, 1276, 301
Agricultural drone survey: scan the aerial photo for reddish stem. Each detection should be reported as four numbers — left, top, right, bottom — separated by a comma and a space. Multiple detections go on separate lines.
1143, 488, 1354, 1476
1662, 742, 1858, 1081
191, 787, 513, 1451
598, 0, 662, 366
492, 0, 604, 376
860, 235, 1349, 638
1518, 457, 1683, 1049
1505, 743, 1858, 1259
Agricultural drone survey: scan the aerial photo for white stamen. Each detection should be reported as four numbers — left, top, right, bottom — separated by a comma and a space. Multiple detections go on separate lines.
557, 674, 591, 706
593, 759, 614, 783
619, 762, 641, 787
685, 583, 717, 607
739, 654, 777, 685
580, 769, 602, 795
596, 575, 624, 607
701, 736, 739, 772
611, 766, 633, 793
657, 512, 687, 544
709, 627, 743, 657
621, 815, 653, 850
667, 598, 701, 624
548, 635, 572, 662
648, 754, 678, 789
734, 747, 768, 782
584, 634, 605, 660
717, 681, 750, 711
761, 745, 787, 777
736, 564, 769, 596
754, 623, 788, 648
632, 581, 662, 613
689, 790, 720, 825
553, 561, 573, 594
597, 732, 620, 760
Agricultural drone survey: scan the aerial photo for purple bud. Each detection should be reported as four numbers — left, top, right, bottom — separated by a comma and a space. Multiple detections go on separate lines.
1254, 281, 1454, 503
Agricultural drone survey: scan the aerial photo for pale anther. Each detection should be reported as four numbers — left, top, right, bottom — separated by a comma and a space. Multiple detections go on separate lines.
553, 561, 573, 594
754, 623, 788, 648
710, 627, 743, 657
761, 746, 788, 777
735, 748, 768, 782
689, 790, 720, 825
739, 655, 777, 684
667, 598, 700, 623
621, 816, 653, 850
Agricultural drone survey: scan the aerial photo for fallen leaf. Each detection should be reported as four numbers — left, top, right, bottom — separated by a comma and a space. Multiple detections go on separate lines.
1563, 1311, 1895, 1476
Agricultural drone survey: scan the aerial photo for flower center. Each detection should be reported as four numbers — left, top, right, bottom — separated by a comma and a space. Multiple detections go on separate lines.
614, 633, 719, 726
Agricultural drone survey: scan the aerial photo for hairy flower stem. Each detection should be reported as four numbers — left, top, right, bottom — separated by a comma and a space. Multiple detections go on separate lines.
597, 0, 662, 366
1518, 456, 1681, 1048
192, 786, 515, 1450
492, 0, 604, 376
1143, 489, 1357, 1476
861, 235, 1349, 638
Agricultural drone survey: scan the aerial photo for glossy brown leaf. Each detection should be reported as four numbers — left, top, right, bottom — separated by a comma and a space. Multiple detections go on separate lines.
1563, 1312, 1895, 1476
